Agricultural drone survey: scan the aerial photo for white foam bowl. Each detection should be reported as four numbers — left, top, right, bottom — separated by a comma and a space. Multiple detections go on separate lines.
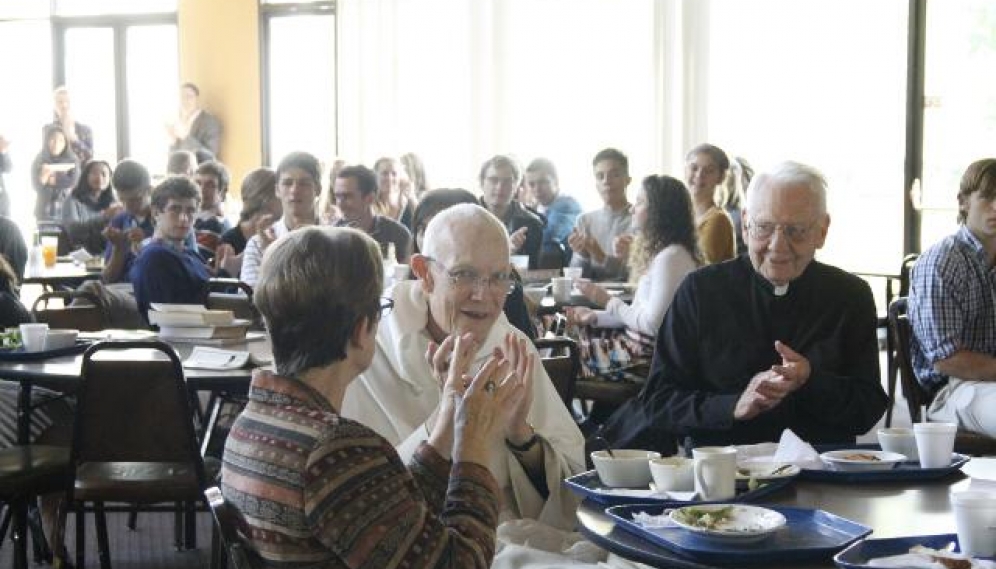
44, 329, 79, 350
591, 449, 660, 488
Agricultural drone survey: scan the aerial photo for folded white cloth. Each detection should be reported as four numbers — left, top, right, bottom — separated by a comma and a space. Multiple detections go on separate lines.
594, 487, 696, 501
737, 429, 823, 470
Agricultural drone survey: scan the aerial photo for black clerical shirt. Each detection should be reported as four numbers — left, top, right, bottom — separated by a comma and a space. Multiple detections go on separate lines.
601, 256, 888, 454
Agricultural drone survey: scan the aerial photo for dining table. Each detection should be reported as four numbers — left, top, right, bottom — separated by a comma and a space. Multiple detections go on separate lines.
22, 259, 102, 290
0, 332, 272, 445
576, 458, 991, 569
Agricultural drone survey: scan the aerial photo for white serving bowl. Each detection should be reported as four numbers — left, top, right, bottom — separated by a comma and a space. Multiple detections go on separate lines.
820, 449, 906, 472
44, 329, 79, 350
591, 449, 660, 488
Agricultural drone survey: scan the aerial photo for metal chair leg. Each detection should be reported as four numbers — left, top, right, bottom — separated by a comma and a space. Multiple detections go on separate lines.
75, 505, 84, 569
12, 496, 28, 569
95, 502, 110, 569
184, 500, 197, 549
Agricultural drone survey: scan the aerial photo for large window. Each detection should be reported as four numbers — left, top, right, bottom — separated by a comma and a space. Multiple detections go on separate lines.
263, 7, 337, 165
55, 18, 179, 172
707, 0, 909, 275
918, 0, 996, 250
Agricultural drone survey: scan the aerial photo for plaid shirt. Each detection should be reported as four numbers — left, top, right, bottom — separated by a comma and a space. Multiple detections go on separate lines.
909, 225, 996, 390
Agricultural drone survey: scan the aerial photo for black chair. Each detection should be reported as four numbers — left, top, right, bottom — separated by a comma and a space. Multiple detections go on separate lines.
54, 341, 208, 569
888, 297, 996, 456
31, 290, 108, 332
883, 254, 919, 427
0, 445, 70, 569
533, 337, 581, 410
204, 487, 254, 569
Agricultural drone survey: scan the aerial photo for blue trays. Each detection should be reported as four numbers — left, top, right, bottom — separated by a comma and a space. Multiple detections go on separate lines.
0, 340, 92, 361
563, 469, 793, 506
834, 533, 993, 568
800, 454, 970, 483
608, 503, 871, 566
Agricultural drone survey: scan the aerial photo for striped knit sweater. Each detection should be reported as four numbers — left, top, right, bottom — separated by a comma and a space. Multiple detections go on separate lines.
221, 370, 499, 568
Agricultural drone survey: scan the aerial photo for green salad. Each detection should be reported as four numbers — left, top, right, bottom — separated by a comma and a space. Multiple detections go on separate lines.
673, 506, 735, 530
0, 329, 22, 349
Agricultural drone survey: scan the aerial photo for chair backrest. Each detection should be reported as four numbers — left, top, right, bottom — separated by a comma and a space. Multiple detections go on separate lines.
888, 297, 934, 423
898, 254, 919, 298
204, 486, 255, 569
31, 290, 108, 331
534, 336, 581, 408
71, 341, 205, 481
204, 278, 260, 327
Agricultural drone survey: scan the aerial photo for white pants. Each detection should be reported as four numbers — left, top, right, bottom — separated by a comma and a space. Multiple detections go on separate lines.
927, 377, 996, 436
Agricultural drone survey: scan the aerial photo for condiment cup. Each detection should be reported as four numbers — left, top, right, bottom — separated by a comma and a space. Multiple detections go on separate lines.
650, 456, 694, 492
44, 329, 78, 350
511, 255, 530, 271
551, 277, 573, 303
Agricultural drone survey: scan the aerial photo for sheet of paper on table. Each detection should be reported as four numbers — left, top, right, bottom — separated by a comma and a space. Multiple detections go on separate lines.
183, 346, 271, 370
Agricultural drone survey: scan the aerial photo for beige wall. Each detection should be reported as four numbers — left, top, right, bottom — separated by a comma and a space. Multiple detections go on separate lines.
177, 0, 260, 198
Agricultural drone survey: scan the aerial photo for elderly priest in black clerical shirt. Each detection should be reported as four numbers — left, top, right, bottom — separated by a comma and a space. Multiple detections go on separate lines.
596, 161, 888, 455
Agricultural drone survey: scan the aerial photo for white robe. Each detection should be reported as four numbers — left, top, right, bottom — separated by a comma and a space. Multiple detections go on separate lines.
341, 280, 586, 531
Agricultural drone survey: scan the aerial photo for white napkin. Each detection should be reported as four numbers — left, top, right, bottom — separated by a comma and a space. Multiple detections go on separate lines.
737, 429, 823, 470
596, 487, 696, 501
69, 248, 93, 263
868, 552, 996, 568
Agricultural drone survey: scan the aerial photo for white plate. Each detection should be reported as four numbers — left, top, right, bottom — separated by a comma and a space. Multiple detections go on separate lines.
820, 450, 907, 472
668, 504, 787, 543
735, 462, 801, 480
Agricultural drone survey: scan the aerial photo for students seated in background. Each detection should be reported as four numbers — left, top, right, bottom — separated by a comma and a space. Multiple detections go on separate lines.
0, 255, 29, 327
686, 143, 737, 264
910, 158, 996, 438
49, 86, 93, 164
215, 168, 279, 278
240, 152, 320, 287
32, 125, 80, 220
722, 156, 754, 256
193, 160, 232, 251
167, 82, 221, 161
400, 151, 430, 198
62, 159, 122, 254
568, 175, 702, 377
568, 148, 633, 281
0, 215, 28, 283
167, 149, 197, 178
101, 159, 154, 284
373, 156, 416, 231
223, 226, 519, 568
525, 157, 581, 269
596, 161, 887, 455
341, 204, 585, 531
317, 157, 346, 225
130, 176, 210, 321
333, 164, 412, 263
479, 154, 544, 269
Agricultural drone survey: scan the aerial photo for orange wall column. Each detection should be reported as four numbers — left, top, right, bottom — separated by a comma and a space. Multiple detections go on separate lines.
177, 0, 261, 196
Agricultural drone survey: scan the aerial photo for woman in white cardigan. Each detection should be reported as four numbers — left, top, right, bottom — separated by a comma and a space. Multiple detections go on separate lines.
569, 175, 702, 348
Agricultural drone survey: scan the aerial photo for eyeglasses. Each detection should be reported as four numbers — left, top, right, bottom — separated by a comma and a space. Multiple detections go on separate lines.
427, 258, 515, 295
746, 219, 815, 242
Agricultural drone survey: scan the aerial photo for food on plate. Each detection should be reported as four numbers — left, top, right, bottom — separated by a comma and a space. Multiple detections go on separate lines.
909, 545, 973, 569
0, 329, 22, 348
672, 506, 734, 530
841, 452, 882, 462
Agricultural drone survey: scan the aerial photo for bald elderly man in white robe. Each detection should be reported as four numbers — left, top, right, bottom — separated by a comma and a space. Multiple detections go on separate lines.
341, 203, 585, 531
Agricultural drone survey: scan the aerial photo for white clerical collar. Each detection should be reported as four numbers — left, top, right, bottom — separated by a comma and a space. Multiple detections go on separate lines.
773, 283, 789, 296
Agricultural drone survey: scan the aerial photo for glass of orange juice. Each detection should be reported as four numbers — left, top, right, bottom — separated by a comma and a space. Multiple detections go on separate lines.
41, 236, 58, 268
